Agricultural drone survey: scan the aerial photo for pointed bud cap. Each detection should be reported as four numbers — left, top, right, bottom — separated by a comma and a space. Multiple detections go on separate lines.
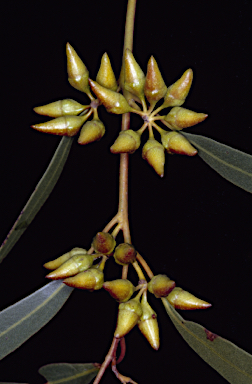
78, 119, 105, 145
113, 243, 137, 266
161, 131, 197, 156
124, 49, 145, 99
165, 107, 208, 130
114, 298, 143, 338
64, 268, 104, 291
44, 247, 87, 270
138, 293, 160, 350
103, 279, 135, 302
33, 99, 87, 118
89, 79, 132, 114
110, 130, 141, 154
46, 254, 94, 280
148, 274, 175, 298
142, 138, 165, 177
92, 232, 116, 255
96, 52, 117, 91
162, 69, 193, 108
31, 115, 88, 136
66, 43, 90, 94
144, 56, 167, 104
167, 287, 212, 310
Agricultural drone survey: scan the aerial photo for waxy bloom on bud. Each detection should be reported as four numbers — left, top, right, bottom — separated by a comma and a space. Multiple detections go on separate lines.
92, 232, 116, 255
89, 79, 133, 114
66, 43, 90, 94
33, 99, 87, 118
148, 274, 175, 298
161, 131, 197, 156
124, 49, 146, 100
110, 130, 141, 154
44, 247, 87, 270
113, 243, 137, 265
78, 119, 105, 145
162, 69, 193, 108
103, 279, 135, 302
96, 52, 117, 91
165, 107, 208, 130
31, 115, 89, 136
167, 287, 211, 310
63, 268, 104, 291
138, 292, 160, 350
114, 298, 143, 338
142, 138, 165, 177
46, 254, 94, 280
144, 56, 167, 104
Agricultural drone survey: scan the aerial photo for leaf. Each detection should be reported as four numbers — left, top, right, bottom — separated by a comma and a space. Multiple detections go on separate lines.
0, 136, 74, 264
182, 132, 252, 193
0, 280, 73, 361
39, 363, 99, 384
162, 297, 252, 384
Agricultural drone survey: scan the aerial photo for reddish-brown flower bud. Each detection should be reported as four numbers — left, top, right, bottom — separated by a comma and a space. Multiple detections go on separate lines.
162, 69, 193, 108
92, 232, 116, 255
144, 56, 167, 104
148, 274, 175, 298
113, 243, 137, 266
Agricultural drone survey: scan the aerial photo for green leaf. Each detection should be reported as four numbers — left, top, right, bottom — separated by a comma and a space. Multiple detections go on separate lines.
39, 363, 99, 384
0, 280, 73, 361
182, 132, 252, 193
162, 297, 252, 384
0, 136, 74, 264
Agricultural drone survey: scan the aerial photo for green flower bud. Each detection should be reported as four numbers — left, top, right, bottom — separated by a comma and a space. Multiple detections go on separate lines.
142, 138, 165, 177
31, 115, 88, 136
63, 268, 104, 291
44, 247, 87, 270
161, 131, 197, 156
162, 69, 193, 108
144, 56, 167, 104
124, 49, 145, 100
103, 279, 135, 302
110, 130, 141, 154
46, 254, 94, 280
66, 43, 90, 94
114, 298, 143, 338
138, 292, 160, 350
164, 107, 208, 130
78, 119, 105, 145
96, 52, 117, 91
167, 287, 212, 310
33, 99, 87, 117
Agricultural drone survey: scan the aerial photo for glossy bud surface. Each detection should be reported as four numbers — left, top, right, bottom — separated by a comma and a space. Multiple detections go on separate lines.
138, 293, 160, 350
44, 247, 87, 270
110, 130, 141, 154
78, 119, 105, 145
103, 279, 135, 302
167, 287, 211, 310
66, 43, 90, 94
162, 69, 193, 108
148, 274, 175, 298
31, 115, 88, 136
33, 99, 87, 118
144, 56, 167, 104
161, 131, 197, 156
96, 52, 117, 91
46, 254, 94, 280
114, 298, 143, 338
165, 107, 208, 130
142, 138, 165, 177
124, 49, 145, 99
63, 268, 104, 291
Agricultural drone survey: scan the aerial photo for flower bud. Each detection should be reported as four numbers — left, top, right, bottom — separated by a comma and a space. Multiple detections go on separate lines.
96, 52, 117, 91
66, 43, 90, 94
31, 115, 88, 136
148, 274, 175, 298
138, 292, 160, 350
164, 107, 208, 130
78, 119, 105, 145
44, 247, 87, 270
114, 298, 143, 338
113, 243, 137, 266
103, 279, 135, 302
33, 99, 87, 118
89, 79, 133, 114
110, 130, 141, 154
167, 287, 212, 310
124, 49, 145, 100
142, 138, 165, 177
161, 131, 197, 156
92, 232, 116, 255
63, 268, 104, 291
46, 254, 94, 280
162, 69, 193, 108
144, 56, 167, 104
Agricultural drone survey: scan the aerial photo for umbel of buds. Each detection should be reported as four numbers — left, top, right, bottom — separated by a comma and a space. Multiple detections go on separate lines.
113, 243, 137, 265
33, 99, 87, 118
138, 291, 160, 350
167, 287, 211, 310
46, 254, 94, 280
63, 267, 104, 291
78, 119, 105, 145
92, 232, 116, 255
142, 138, 165, 177
148, 274, 175, 298
114, 296, 143, 338
44, 247, 87, 270
103, 279, 135, 302
110, 130, 141, 154
161, 131, 197, 156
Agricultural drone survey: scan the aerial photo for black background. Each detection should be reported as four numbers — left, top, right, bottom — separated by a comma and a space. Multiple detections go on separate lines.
0, 1, 252, 383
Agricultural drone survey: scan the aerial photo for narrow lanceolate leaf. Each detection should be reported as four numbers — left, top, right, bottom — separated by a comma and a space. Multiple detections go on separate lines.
162, 298, 252, 384
0, 136, 74, 264
39, 363, 99, 384
182, 132, 252, 193
0, 280, 73, 360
